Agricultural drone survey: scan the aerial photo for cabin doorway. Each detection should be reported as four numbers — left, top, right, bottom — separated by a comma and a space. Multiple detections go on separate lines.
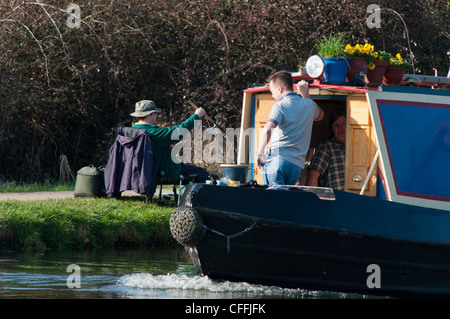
250, 92, 377, 196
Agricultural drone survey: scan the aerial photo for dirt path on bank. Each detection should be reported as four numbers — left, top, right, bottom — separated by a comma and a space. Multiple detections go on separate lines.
0, 191, 75, 201
0, 189, 174, 201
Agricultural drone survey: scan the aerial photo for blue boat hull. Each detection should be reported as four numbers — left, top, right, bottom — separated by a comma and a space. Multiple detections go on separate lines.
172, 183, 450, 298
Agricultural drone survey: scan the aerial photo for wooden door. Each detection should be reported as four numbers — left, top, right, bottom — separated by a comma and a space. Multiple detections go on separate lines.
345, 95, 378, 196
253, 93, 276, 184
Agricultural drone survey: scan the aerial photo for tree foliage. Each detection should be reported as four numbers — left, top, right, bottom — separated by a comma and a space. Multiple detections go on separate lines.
0, 0, 448, 182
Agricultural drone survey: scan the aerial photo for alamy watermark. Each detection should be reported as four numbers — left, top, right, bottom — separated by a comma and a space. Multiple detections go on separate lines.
366, 4, 381, 29
366, 264, 381, 289
66, 4, 81, 29
67, 264, 81, 288
169, 120, 279, 169
171, 120, 253, 165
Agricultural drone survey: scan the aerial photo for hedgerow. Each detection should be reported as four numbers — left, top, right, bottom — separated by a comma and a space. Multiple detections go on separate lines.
0, 0, 447, 182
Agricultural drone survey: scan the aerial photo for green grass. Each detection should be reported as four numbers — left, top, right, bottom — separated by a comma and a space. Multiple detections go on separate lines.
316, 33, 347, 58
0, 196, 178, 252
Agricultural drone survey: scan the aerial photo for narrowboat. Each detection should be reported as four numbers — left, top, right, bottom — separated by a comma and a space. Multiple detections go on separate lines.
170, 60, 450, 298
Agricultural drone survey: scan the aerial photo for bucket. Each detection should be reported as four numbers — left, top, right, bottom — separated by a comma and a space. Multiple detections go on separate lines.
220, 164, 248, 184
323, 58, 349, 83
74, 165, 105, 197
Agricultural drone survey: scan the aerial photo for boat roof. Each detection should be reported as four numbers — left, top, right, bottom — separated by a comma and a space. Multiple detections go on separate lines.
244, 73, 450, 95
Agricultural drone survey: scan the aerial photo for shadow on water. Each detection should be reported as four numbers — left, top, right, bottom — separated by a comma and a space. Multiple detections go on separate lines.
0, 249, 381, 299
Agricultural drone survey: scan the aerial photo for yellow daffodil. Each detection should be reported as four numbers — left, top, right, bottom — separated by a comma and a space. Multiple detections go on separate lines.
396, 53, 403, 61
368, 62, 376, 70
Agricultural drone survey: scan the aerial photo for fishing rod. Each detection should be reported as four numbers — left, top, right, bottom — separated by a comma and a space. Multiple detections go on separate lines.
183, 97, 227, 135
183, 96, 239, 163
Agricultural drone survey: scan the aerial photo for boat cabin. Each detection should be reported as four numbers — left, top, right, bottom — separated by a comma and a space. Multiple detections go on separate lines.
236, 73, 450, 210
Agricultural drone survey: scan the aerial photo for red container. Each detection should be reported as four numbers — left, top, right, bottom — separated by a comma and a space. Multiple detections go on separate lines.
383, 67, 405, 85
366, 60, 388, 84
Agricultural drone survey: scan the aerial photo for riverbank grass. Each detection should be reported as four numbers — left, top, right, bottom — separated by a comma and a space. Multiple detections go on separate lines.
0, 197, 178, 251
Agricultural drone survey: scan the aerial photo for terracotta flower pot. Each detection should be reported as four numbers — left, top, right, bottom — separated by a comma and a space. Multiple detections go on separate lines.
383, 67, 406, 85
366, 60, 388, 84
346, 57, 368, 81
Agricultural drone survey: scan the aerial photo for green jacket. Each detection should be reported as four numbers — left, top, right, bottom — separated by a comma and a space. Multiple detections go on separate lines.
132, 114, 200, 181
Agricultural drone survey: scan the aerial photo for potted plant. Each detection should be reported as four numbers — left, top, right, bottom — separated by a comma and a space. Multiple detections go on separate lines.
366, 50, 390, 84
344, 43, 375, 81
316, 33, 349, 83
383, 53, 411, 84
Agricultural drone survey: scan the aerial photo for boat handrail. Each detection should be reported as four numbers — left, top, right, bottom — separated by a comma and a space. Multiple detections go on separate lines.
267, 185, 336, 200
360, 149, 380, 196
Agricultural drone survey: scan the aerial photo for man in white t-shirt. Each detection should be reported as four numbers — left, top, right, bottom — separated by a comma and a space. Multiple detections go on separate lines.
256, 71, 324, 185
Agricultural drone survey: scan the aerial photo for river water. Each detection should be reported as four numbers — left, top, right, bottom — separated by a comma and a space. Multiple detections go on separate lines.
0, 248, 377, 300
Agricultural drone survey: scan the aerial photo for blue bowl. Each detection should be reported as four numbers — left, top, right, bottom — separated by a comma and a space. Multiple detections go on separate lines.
220, 164, 248, 183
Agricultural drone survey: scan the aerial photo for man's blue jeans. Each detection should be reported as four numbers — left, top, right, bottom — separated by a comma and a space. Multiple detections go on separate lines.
262, 156, 302, 185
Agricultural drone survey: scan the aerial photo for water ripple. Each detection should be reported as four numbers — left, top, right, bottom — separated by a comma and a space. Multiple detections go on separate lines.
116, 273, 347, 299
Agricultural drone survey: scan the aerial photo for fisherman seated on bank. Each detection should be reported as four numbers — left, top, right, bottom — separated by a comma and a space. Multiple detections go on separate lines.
256, 71, 324, 185
131, 99, 211, 183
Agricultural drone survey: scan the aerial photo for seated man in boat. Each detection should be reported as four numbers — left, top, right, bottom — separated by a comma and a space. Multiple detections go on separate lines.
307, 109, 346, 190
256, 71, 324, 185
131, 99, 211, 183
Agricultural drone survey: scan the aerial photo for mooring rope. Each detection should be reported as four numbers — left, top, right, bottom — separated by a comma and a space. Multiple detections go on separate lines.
202, 223, 257, 253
